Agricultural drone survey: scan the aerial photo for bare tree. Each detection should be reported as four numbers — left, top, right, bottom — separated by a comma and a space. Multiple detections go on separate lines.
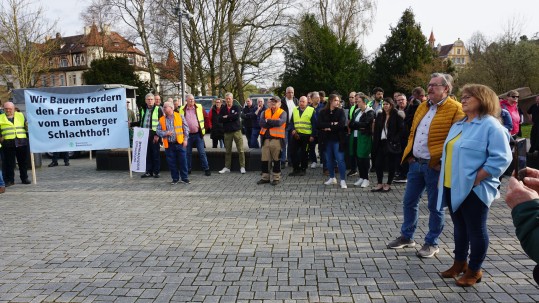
314, 0, 376, 44
0, 0, 57, 88
102, 0, 159, 93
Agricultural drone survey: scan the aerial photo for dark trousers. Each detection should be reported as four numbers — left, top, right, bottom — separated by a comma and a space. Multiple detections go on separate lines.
290, 134, 310, 171
52, 152, 70, 164
146, 137, 161, 175
530, 124, 539, 153
212, 138, 224, 148
375, 140, 400, 184
2, 144, 29, 183
446, 188, 490, 271
309, 139, 317, 163
165, 143, 188, 182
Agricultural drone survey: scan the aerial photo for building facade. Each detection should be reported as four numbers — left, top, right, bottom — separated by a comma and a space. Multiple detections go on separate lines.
429, 31, 470, 67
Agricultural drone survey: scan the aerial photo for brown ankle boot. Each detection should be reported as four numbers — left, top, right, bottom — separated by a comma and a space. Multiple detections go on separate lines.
456, 269, 482, 287
441, 260, 468, 278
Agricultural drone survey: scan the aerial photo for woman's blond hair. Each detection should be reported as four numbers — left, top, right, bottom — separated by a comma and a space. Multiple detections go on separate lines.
461, 84, 501, 117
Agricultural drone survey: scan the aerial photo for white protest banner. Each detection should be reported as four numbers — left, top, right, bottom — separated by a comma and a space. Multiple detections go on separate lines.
25, 88, 130, 153
131, 127, 148, 172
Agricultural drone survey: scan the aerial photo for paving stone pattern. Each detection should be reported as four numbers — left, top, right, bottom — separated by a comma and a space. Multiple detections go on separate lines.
0, 158, 537, 302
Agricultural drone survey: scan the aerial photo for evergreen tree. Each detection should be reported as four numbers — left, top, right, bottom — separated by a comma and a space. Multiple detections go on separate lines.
371, 8, 434, 94
279, 14, 370, 96
83, 56, 151, 108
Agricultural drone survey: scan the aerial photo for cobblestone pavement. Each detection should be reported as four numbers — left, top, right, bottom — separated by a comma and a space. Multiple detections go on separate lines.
0, 157, 537, 302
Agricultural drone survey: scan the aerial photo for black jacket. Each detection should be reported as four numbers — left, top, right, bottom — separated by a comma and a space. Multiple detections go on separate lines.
317, 107, 346, 146
280, 97, 298, 123
218, 104, 242, 133
210, 105, 225, 139
349, 107, 375, 136
372, 109, 403, 152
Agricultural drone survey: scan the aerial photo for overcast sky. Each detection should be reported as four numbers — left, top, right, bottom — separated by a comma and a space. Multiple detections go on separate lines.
42, 0, 539, 55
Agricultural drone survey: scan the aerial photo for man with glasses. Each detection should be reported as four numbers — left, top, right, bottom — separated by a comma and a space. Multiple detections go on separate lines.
387, 73, 464, 258
500, 90, 522, 139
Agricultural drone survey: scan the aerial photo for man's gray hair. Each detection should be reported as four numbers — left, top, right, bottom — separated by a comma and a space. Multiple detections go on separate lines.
286, 86, 294, 93
186, 94, 195, 100
145, 93, 154, 99
163, 101, 174, 109
311, 91, 320, 98
431, 73, 453, 94
225, 92, 233, 98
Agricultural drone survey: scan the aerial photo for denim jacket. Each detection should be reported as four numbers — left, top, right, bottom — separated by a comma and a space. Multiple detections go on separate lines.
437, 115, 512, 211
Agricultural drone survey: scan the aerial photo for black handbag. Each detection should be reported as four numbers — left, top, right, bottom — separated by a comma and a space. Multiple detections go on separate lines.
387, 140, 402, 154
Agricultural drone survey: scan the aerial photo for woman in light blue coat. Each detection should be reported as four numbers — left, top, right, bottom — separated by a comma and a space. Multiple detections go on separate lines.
437, 84, 512, 287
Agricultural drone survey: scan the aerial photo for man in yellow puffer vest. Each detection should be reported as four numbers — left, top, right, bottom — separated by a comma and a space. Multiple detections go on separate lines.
387, 73, 464, 258
157, 101, 190, 184
0, 102, 31, 186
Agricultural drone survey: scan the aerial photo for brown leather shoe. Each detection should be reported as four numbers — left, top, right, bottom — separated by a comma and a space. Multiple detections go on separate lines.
0, 186, 5, 194
441, 260, 468, 278
456, 269, 482, 287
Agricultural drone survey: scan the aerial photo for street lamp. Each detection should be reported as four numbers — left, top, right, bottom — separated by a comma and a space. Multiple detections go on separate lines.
174, 3, 193, 104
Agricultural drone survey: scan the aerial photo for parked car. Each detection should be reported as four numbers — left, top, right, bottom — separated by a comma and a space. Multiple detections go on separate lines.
194, 96, 217, 114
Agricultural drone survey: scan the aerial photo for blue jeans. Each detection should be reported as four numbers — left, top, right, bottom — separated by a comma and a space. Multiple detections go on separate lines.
400, 161, 444, 245
250, 128, 261, 148
165, 143, 188, 181
325, 140, 346, 180
446, 188, 489, 271
187, 134, 209, 171
0, 168, 4, 187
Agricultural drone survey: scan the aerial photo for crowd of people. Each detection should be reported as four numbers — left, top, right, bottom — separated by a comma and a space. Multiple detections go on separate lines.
122, 72, 538, 287
0, 72, 537, 287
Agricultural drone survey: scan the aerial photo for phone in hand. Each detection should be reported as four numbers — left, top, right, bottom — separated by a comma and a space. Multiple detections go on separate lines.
514, 138, 527, 181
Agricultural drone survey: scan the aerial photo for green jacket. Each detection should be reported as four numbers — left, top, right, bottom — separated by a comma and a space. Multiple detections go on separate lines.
511, 199, 539, 263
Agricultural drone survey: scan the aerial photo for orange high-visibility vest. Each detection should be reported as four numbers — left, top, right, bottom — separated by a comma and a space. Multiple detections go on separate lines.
159, 112, 185, 148
260, 108, 286, 138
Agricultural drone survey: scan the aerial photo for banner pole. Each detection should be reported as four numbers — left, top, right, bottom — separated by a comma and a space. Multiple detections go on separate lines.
128, 147, 132, 178
30, 152, 37, 185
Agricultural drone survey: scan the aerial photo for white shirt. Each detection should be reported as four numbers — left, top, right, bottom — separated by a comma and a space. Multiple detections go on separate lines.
413, 98, 447, 159
286, 98, 295, 122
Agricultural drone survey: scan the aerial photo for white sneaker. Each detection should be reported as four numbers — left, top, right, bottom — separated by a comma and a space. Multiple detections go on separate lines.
219, 167, 230, 174
310, 162, 318, 169
354, 178, 364, 186
240, 167, 246, 174
340, 180, 347, 189
324, 177, 337, 185
360, 179, 370, 188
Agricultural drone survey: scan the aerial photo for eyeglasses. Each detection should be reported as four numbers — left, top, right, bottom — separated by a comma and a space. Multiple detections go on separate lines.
427, 83, 445, 88
510, 95, 519, 98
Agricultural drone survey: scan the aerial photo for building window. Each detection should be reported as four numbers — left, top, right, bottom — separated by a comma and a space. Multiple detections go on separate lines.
128, 55, 134, 65
70, 75, 77, 86
457, 48, 461, 55
60, 75, 65, 86
41, 75, 47, 87
60, 57, 68, 67
50, 75, 55, 86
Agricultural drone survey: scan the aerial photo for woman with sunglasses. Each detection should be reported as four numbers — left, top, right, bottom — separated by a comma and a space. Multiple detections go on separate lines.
500, 90, 522, 139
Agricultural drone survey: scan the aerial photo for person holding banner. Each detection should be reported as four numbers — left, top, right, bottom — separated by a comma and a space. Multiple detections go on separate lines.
0, 102, 31, 186
131, 93, 163, 178
157, 101, 190, 184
